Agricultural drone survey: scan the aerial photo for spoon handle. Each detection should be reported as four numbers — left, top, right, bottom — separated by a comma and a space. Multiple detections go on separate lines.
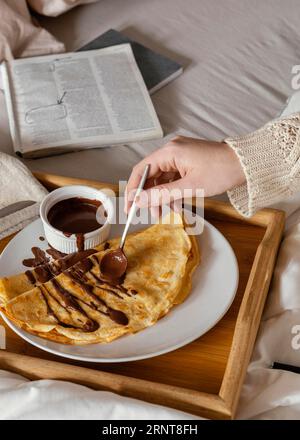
120, 164, 150, 250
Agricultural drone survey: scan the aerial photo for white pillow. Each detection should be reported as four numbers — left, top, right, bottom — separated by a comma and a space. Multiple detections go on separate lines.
27, 0, 101, 17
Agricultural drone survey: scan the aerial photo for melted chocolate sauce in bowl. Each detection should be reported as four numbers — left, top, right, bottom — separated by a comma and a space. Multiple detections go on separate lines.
40, 186, 114, 254
47, 197, 102, 251
47, 197, 101, 233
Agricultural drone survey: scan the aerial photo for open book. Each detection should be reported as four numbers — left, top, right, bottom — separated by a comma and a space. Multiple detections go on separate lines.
1, 44, 163, 158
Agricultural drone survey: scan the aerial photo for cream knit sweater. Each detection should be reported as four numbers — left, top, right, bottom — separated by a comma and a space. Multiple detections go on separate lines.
225, 112, 300, 217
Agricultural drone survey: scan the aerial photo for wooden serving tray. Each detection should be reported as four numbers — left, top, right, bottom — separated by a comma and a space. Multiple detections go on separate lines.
0, 172, 285, 419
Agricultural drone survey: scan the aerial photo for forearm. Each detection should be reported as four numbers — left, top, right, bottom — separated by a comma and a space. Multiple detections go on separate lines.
225, 113, 300, 217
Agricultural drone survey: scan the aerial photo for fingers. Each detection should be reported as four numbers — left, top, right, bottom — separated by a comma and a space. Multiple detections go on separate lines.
171, 199, 182, 213
125, 137, 189, 213
147, 173, 180, 219
125, 147, 178, 213
150, 205, 161, 219
124, 157, 158, 213
136, 176, 191, 209
149, 192, 182, 220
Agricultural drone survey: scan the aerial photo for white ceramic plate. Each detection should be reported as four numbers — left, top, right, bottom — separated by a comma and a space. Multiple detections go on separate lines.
0, 216, 238, 363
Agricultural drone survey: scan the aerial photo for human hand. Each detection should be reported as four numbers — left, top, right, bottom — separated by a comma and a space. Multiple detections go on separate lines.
125, 135, 245, 213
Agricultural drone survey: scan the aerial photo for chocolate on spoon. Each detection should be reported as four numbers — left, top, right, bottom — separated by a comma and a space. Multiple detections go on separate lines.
100, 248, 127, 280
100, 164, 150, 281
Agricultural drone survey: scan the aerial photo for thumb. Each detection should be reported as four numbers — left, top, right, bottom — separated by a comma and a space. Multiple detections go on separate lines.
136, 177, 192, 208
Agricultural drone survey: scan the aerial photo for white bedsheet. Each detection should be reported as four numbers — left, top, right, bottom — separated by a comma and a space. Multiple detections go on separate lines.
0, 370, 199, 420
236, 240, 300, 419
1, 0, 300, 420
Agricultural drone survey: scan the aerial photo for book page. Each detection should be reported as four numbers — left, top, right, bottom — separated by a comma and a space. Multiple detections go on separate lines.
2, 44, 162, 154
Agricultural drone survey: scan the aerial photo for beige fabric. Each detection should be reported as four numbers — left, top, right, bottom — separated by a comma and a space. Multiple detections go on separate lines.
0, 0, 64, 62
225, 112, 300, 217
0, 153, 48, 239
27, 0, 101, 17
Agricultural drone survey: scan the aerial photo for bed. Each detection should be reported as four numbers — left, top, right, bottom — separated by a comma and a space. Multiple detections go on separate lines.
1, 0, 300, 419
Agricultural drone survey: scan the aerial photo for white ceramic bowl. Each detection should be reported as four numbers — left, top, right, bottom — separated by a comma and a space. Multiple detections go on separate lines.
40, 185, 114, 254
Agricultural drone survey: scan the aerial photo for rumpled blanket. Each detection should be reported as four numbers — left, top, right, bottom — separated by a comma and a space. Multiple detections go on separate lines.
0, 0, 105, 64
27, 0, 101, 18
0, 0, 65, 62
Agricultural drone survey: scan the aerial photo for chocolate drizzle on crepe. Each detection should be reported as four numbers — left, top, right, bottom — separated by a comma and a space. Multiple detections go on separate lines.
65, 259, 129, 326
38, 262, 129, 331
39, 285, 99, 332
24, 249, 97, 285
46, 247, 67, 260
22, 247, 49, 268
23, 242, 134, 331
25, 270, 35, 285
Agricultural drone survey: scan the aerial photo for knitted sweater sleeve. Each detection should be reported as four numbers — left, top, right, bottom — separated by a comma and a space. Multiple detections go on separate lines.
224, 113, 300, 217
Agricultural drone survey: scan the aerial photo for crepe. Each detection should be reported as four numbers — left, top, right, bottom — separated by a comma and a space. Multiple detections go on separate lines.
0, 213, 200, 345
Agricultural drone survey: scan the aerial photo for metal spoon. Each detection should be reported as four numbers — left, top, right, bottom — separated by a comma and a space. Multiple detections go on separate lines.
100, 164, 150, 280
